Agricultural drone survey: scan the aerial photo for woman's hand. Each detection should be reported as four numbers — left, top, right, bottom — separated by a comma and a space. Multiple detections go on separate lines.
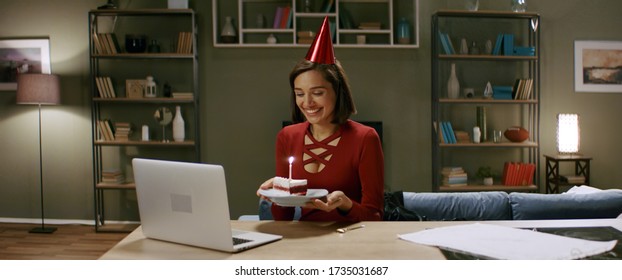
306, 191, 353, 214
256, 177, 274, 202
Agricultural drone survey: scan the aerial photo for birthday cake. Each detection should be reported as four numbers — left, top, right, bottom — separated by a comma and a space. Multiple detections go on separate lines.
273, 176, 308, 196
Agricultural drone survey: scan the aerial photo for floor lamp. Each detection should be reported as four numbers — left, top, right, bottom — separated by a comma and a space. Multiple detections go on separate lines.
16, 73, 61, 234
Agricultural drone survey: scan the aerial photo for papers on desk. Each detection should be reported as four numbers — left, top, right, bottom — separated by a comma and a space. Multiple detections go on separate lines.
398, 223, 617, 260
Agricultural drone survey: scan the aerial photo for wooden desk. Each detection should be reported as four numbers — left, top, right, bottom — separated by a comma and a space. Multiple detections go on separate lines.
100, 219, 622, 260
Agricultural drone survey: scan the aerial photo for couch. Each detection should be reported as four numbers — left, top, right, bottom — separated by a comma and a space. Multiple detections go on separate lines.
251, 187, 622, 221
402, 188, 622, 221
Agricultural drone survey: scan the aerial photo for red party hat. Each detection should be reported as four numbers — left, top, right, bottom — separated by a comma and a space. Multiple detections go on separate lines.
304, 16, 335, 64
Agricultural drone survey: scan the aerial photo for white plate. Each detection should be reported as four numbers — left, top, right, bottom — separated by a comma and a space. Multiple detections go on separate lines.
259, 189, 328, 207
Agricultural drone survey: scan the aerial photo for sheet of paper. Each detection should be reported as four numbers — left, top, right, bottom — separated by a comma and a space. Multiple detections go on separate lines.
398, 223, 617, 260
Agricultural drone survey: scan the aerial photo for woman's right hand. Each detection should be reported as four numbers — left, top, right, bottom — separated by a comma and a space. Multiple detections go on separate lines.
256, 177, 274, 202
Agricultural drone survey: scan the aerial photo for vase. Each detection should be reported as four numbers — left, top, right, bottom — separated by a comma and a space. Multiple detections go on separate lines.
465, 0, 479, 11
473, 126, 481, 143
221, 16, 237, 43
267, 34, 277, 44
173, 106, 185, 142
511, 0, 527, 12
447, 63, 460, 98
144, 76, 156, 98
476, 106, 487, 142
483, 177, 493, 186
397, 18, 410, 44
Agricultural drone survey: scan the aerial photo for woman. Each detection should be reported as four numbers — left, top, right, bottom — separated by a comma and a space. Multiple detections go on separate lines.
256, 17, 384, 221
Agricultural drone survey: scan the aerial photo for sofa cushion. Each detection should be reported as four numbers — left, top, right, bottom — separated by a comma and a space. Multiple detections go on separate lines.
402, 191, 512, 221
509, 190, 622, 220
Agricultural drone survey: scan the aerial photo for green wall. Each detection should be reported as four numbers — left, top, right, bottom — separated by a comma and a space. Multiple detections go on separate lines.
0, 0, 620, 222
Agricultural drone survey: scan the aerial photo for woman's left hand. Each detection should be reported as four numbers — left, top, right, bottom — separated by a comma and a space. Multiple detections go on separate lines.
306, 191, 353, 213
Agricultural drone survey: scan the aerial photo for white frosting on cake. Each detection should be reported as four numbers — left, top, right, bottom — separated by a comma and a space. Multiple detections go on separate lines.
273, 176, 308, 195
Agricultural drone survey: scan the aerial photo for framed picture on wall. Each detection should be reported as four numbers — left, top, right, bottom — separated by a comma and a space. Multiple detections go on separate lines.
574, 40, 622, 93
0, 38, 51, 91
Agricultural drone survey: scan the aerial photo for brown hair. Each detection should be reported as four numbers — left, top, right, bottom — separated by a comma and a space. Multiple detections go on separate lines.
288, 59, 357, 124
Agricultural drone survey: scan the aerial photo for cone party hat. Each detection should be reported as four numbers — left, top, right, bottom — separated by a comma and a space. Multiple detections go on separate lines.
304, 16, 335, 64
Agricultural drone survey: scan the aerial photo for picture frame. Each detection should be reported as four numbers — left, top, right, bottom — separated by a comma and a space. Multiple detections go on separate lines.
0, 38, 51, 91
126, 79, 146, 98
574, 40, 622, 93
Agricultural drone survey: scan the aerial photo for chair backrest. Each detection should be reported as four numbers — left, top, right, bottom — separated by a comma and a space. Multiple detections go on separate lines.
282, 120, 383, 144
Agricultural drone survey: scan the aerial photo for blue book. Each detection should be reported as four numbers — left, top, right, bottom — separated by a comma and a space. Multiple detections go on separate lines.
438, 31, 450, 54
503, 34, 514, 55
440, 122, 449, 143
444, 33, 455, 54
492, 33, 503, 55
446, 122, 457, 144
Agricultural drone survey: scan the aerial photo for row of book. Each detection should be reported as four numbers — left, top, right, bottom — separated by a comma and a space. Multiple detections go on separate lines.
442, 167, 468, 187
435, 121, 469, 144
97, 120, 132, 141
492, 33, 535, 56
95, 76, 117, 98
438, 31, 456, 55
273, 6, 293, 29
493, 78, 534, 100
502, 162, 535, 186
176, 31, 193, 54
93, 33, 120, 54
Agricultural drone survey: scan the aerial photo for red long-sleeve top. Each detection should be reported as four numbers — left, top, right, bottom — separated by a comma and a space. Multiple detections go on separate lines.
271, 120, 384, 221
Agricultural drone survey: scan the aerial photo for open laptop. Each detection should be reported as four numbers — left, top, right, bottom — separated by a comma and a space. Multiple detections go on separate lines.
132, 158, 282, 253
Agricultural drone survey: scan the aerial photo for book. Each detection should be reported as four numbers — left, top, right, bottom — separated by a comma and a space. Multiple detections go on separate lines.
279, 6, 291, 29
105, 77, 116, 98
321, 0, 335, 13
440, 122, 450, 144
273, 7, 283, 29
444, 33, 456, 54
492, 33, 503, 55
445, 121, 457, 144
439, 31, 451, 54
503, 34, 514, 56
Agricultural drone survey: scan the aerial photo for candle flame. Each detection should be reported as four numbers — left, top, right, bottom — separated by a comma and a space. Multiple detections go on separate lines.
288, 156, 294, 164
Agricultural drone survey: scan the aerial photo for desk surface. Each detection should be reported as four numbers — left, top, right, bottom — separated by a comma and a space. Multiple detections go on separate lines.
100, 219, 622, 260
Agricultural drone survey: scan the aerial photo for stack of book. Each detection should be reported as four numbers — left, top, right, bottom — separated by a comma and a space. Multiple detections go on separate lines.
101, 169, 125, 184
114, 122, 132, 141
172, 92, 194, 99
359, 22, 381, 30
442, 167, 468, 187
561, 175, 586, 185
502, 162, 536, 186
176, 31, 193, 54
297, 31, 315, 45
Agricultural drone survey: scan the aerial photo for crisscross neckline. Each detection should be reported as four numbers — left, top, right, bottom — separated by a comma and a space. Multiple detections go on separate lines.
303, 126, 341, 173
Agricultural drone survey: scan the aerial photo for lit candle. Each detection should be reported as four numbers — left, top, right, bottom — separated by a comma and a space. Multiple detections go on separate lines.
288, 156, 294, 180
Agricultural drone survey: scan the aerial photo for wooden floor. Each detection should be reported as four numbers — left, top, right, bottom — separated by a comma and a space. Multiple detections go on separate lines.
0, 223, 128, 260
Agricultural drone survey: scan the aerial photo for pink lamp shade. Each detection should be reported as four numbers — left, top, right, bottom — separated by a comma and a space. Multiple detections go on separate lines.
16, 74, 61, 105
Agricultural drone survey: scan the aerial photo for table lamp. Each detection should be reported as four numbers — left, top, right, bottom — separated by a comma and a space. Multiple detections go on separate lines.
16, 73, 61, 234
556, 113, 580, 154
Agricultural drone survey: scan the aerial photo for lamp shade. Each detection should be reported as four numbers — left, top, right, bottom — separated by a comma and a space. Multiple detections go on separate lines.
16, 74, 61, 105
556, 113, 580, 153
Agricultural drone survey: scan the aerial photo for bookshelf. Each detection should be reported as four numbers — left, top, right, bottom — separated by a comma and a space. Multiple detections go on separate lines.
212, 0, 419, 48
431, 10, 540, 192
88, 9, 201, 232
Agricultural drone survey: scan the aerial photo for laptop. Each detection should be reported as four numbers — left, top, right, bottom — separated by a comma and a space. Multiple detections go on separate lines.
132, 158, 282, 253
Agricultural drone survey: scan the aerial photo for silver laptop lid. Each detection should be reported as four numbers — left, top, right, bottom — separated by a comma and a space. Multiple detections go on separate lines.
132, 158, 235, 252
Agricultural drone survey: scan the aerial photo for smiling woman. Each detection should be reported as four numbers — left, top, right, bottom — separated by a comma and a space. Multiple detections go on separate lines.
256, 17, 384, 222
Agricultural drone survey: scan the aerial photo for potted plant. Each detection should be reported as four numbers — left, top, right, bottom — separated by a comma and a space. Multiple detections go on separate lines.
476, 166, 494, 186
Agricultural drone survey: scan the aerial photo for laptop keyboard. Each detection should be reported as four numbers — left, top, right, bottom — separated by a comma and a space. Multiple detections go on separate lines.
233, 236, 252, 246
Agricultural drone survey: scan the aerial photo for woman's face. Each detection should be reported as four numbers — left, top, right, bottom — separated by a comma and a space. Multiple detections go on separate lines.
294, 70, 336, 127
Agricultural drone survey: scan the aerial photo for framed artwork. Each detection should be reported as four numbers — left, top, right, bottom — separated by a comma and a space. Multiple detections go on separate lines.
574, 40, 622, 93
0, 38, 51, 91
